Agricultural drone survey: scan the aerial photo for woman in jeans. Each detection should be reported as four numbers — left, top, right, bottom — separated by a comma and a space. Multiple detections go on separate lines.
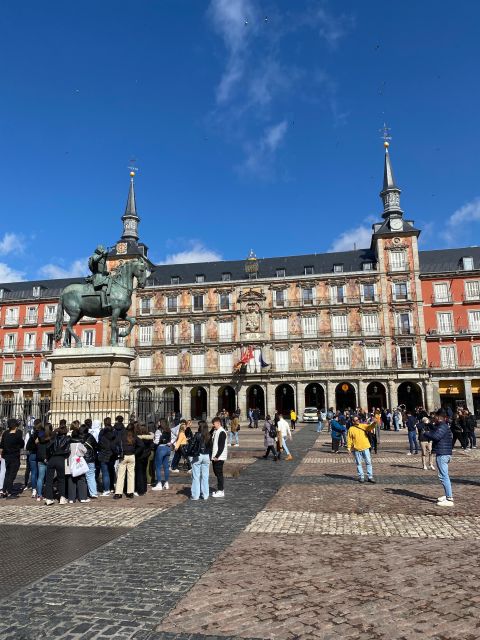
98, 420, 116, 496
79, 424, 98, 498
190, 421, 212, 501
152, 423, 172, 491
45, 424, 70, 505
35, 425, 51, 501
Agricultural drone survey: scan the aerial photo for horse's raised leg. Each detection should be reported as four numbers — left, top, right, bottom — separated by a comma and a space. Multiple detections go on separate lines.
65, 311, 83, 347
111, 309, 120, 346
118, 312, 136, 339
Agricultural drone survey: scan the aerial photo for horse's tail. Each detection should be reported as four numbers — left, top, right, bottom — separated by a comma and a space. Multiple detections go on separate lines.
54, 296, 64, 343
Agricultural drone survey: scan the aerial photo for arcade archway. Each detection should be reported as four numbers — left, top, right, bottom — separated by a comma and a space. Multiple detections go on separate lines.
397, 381, 423, 411
191, 386, 207, 420
335, 382, 356, 411
304, 383, 326, 409
218, 385, 236, 414
275, 384, 295, 416
246, 385, 265, 418
366, 381, 387, 411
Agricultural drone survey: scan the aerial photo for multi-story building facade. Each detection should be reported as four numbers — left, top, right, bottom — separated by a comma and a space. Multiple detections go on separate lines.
0, 144, 479, 419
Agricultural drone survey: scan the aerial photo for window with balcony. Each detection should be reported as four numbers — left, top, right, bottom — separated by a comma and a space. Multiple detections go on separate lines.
138, 325, 152, 346
219, 352, 232, 374
473, 344, 480, 367
222, 272, 231, 282
219, 293, 230, 310
192, 322, 204, 343
218, 321, 233, 342
193, 294, 204, 311
462, 256, 474, 271
3, 362, 14, 382
433, 282, 450, 303
302, 287, 314, 306
304, 349, 318, 370
22, 361, 34, 381
304, 266, 314, 275
332, 315, 348, 337
273, 317, 288, 339
140, 298, 152, 315
24, 333, 36, 351
437, 312, 453, 334
393, 281, 408, 301
465, 280, 480, 301
138, 356, 152, 376
165, 355, 178, 376
4, 333, 17, 352
390, 250, 407, 271
396, 312, 412, 335
42, 332, 54, 351
468, 310, 480, 333
302, 316, 317, 338
276, 268, 286, 278
192, 353, 205, 375
398, 346, 414, 368
334, 347, 350, 370
25, 306, 38, 324
440, 345, 456, 368
170, 276, 180, 285
275, 350, 289, 372
361, 283, 376, 302
330, 285, 345, 304
274, 289, 285, 307
40, 360, 52, 380
44, 305, 57, 322
365, 347, 381, 369
82, 329, 95, 347
5, 307, 19, 325
165, 324, 178, 345
361, 313, 379, 336
167, 296, 178, 313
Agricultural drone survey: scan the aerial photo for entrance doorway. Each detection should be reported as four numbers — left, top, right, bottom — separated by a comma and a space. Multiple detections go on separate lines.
335, 382, 356, 411
163, 387, 180, 417
366, 382, 387, 411
397, 381, 423, 411
275, 384, 295, 416
218, 385, 236, 414
191, 386, 207, 420
246, 385, 265, 418
304, 383, 325, 410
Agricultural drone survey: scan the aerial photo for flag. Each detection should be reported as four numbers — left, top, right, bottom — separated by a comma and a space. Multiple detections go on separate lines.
233, 347, 254, 372
260, 351, 270, 368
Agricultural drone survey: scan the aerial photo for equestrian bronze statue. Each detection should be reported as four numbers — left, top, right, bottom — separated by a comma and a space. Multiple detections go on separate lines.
54, 249, 149, 347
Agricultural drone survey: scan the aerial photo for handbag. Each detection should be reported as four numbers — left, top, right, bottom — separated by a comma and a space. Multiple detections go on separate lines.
70, 455, 88, 478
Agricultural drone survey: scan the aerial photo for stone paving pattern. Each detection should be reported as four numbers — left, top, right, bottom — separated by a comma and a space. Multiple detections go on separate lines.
0, 426, 479, 639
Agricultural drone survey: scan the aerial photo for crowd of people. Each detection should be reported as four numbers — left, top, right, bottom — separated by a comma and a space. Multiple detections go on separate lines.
0, 402, 475, 508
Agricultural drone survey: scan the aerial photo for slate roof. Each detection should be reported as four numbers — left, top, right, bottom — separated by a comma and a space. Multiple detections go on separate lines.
1, 246, 480, 298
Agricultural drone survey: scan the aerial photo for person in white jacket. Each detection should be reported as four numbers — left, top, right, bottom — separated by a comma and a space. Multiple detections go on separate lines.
277, 416, 293, 460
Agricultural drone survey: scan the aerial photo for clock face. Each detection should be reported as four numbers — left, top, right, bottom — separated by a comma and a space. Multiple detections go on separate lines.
390, 217, 403, 231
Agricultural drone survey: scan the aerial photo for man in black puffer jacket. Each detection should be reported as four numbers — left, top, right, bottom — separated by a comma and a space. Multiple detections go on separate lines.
423, 409, 454, 507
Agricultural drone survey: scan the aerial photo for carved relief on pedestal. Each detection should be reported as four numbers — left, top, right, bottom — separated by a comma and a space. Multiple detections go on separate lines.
120, 375, 130, 398
62, 376, 101, 398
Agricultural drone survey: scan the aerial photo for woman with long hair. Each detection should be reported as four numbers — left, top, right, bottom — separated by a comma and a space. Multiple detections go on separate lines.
152, 422, 172, 491
114, 422, 144, 499
35, 424, 52, 501
190, 421, 212, 501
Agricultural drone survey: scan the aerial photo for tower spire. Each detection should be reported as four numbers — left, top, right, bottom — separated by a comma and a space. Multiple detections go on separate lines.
121, 169, 140, 241
379, 126, 403, 219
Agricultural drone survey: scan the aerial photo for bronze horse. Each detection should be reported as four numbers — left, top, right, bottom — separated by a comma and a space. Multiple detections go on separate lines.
54, 258, 148, 347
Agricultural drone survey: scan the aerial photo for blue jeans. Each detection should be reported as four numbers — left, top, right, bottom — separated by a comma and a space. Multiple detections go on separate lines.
229, 431, 239, 445
86, 462, 98, 496
353, 448, 373, 480
316, 421, 324, 433
100, 461, 111, 492
408, 431, 419, 453
436, 455, 452, 498
36, 461, 47, 497
155, 445, 171, 484
281, 437, 290, 456
191, 453, 210, 500
28, 454, 37, 491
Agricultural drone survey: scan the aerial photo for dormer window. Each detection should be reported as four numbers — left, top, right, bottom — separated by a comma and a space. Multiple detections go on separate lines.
276, 268, 286, 278
195, 274, 205, 283
222, 272, 231, 281
362, 262, 374, 271
304, 266, 314, 276
170, 276, 180, 285
462, 256, 474, 271
32, 286, 41, 298
333, 264, 344, 273
0, 289, 3, 300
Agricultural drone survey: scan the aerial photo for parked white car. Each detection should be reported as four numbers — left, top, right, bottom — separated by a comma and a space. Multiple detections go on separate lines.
302, 407, 318, 423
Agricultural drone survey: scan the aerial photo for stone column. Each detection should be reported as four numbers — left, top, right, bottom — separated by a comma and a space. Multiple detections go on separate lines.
388, 379, 397, 409
236, 382, 247, 420
180, 385, 190, 419
327, 381, 337, 411
296, 381, 305, 417
424, 379, 435, 413
266, 382, 276, 417
464, 378, 474, 413
358, 379, 368, 411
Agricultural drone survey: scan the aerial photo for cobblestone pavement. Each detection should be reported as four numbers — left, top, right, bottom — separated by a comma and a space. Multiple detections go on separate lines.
1, 426, 479, 639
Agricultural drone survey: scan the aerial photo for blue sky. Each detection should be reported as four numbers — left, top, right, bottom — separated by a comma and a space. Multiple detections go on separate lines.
1, 0, 480, 282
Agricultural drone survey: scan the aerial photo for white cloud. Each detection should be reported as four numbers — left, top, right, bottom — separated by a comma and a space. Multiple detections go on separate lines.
0, 232, 25, 255
39, 258, 88, 279
161, 241, 222, 265
242, 120, 288, 176
328, 224, 372, 252
314, 7, 355, 49
442, 197, 480, 246
0, 262, 25, 282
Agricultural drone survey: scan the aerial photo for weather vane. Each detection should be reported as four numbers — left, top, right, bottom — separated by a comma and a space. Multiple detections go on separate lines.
380, 123, 392, 148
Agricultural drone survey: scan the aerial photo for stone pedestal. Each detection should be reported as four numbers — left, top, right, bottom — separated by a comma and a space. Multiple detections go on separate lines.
47, 347, 136, 424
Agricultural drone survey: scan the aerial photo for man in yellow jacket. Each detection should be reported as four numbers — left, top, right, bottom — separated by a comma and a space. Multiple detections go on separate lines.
347, 416, 376, 483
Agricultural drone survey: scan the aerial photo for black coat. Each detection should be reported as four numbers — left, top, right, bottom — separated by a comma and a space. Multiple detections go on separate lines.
97, 429, 116, 463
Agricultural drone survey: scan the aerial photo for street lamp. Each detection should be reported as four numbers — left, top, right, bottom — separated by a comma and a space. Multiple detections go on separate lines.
253, 387, 258, 396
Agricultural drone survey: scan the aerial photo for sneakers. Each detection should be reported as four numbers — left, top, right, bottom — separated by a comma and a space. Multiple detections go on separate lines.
59, 496, 68, 505
163, 482, 169, 490
31, 489, 37, 498
285, 454, 293, 461
126, 493, 134, 499
430, 465, 435, 470
44, 499, 54, 506
101, 491, 110, 497
68, 500, 74, 504
423, 465, 428, 470
367, 478, 376, 484
358, 478, 365, 483
80, 499, 91, 503
152, 484, 163, 491
90, 495, 98, 499
406, 452, 412, 456
437, 498, 454, 507
113, 494, 122, 499
36, 496, 42, 502
133, 492, 139, 497
212, 490, 225, 498
171, 469, 180, 473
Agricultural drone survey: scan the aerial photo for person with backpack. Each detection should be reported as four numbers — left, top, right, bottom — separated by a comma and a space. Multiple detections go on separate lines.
0, 418, 25, 498
262, 415, 278, 461
189, 421, 212, 501
44, 424, 70, 505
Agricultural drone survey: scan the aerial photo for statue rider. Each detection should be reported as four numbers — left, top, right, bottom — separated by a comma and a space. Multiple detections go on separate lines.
86, 245, 110, 309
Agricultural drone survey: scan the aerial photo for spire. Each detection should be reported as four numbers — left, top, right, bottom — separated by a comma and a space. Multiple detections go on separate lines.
121, 170, 140, 241
380, 141, 403, 219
